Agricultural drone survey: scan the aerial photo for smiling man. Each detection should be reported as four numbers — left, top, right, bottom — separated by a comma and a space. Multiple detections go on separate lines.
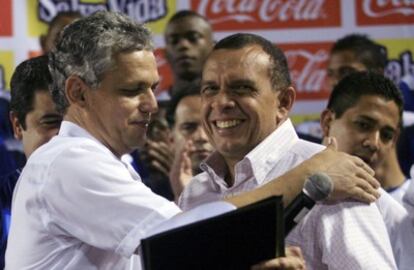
179, 33, 397, 269
5, 12, 386, 270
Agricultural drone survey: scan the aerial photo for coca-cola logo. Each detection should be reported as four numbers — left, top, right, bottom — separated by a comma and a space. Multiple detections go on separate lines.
38, 0, 168, 24
192, 0, 341, 30
363, 0, 414, 17
280, 42, 332, 100
356, 0, 414, 25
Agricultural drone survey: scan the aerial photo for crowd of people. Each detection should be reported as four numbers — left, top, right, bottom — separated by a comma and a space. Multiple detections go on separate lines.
0, 9, 413, 270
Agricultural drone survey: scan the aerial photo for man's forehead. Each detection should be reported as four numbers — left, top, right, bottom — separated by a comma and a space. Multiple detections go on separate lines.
206, 46, 269, 68
345, 95, 400, 126
166, 16, 210, 34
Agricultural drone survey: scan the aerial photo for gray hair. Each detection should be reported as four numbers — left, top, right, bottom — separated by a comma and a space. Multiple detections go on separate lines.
49, 11, 154, 113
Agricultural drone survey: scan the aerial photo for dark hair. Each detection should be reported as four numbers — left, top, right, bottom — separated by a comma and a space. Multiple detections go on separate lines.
213, 33, 291, 90
327, 71, 403, 126
167, 10, 210, 25
10, 55, 52, 129
166, 80, 201, 127
49, 11, 153, 114
331, 34, 387, 72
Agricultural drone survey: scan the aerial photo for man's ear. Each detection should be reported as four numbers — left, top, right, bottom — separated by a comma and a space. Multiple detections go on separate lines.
276, 86, 296, 122
320, 109, 335, 137
9, 111, 23, 140
65, 75, 88, 107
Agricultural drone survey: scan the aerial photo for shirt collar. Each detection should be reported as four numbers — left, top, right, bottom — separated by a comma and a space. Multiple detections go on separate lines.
246, 119, 298, 184
201, 119, 299, 189
58, 120, 119, 160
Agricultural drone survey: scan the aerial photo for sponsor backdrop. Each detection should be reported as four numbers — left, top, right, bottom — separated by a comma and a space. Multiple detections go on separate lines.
0, 0, 413, 122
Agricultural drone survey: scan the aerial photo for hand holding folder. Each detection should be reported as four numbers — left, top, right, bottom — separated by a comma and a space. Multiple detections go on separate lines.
140, 196, 284, 270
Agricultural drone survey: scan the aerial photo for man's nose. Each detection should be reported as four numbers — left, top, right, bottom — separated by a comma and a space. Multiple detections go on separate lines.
211, 90, 236, 111
176, 38, 191, 51
192, 125, 208, 142
140, 90, 159, 114
363, 131, 381, 151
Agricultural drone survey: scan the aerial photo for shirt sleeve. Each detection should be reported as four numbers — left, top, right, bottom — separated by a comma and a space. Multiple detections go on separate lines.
286, 201, 397, 270
40, 143, 181, 258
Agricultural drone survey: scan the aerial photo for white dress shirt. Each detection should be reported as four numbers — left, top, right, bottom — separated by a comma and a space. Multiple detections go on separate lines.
179, 119, 397, 270
5, 121, 181, 269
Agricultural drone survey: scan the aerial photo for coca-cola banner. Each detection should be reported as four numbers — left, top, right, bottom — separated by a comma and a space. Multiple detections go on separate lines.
192, 0, 341, 30
0, 0, 413, 118
356, 0, 414, 25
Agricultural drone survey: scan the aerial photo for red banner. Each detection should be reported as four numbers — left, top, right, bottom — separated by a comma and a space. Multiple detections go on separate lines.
356, 0, 414, 25
280, 42, 332, 100
191, 0, 341, 30
155, 42, 333, 100
154, 49, 173, 96
0, 0, 12, 36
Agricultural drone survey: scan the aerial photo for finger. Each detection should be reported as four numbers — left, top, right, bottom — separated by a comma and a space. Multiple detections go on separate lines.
148, 148, 173, 168
148, 143, 174, 162
352, 160, 379, 188
285, 246, 303, 258
351, 156, 375, 176
151, 160, 170, 176
354, 173, 381, 198
350, 186, 378, 203
251, 257, 305, 270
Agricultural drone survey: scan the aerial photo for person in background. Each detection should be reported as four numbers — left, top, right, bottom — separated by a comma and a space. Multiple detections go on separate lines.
40, 11, 82, 53
298, 33, 410, 202
178, 33, 396, 269
164, 10, 214, 98
5, 11, 381, 270
166, 81, 214, 201
1, 54, 62, 270
136, 10, 216, 200
320, 71, 412, 269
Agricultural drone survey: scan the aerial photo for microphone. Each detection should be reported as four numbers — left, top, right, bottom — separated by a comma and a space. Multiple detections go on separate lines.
284, 172, 333, 236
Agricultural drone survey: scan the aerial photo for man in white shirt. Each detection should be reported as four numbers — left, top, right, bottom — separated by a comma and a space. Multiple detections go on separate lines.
6, 12, 382, 270
319, 71, 413, 269
179, 33, 397, 269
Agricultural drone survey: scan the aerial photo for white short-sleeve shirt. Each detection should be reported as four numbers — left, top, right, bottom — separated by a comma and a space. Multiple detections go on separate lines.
5, 121, 181, 269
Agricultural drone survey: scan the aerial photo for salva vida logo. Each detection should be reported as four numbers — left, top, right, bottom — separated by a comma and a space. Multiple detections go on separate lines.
38, 0, 168, 24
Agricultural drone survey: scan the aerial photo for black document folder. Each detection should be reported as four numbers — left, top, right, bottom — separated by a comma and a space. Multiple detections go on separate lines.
140, 196, 284, 270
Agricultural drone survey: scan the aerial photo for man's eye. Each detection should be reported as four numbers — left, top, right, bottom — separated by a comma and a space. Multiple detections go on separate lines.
355, 121, 371, 130
167, 36, 179, 45
187, 32, 202, 43
338, 66, 358, 79
381, 130, 395, 142
201, 85, 218, 96
181, 123, 198, 133
40, 119, 62, 127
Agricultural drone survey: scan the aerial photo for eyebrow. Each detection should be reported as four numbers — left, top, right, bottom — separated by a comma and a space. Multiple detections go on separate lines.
228, 79, 255, 86
357, 115, 397, 131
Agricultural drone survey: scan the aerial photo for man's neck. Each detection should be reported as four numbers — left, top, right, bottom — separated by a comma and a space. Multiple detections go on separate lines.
224, 158, 239, 187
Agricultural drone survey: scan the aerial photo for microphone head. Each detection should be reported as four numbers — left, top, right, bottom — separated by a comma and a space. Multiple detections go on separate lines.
303, 172, 333, 201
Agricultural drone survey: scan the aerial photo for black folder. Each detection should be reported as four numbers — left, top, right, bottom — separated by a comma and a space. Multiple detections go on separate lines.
140, 196, 284, 270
